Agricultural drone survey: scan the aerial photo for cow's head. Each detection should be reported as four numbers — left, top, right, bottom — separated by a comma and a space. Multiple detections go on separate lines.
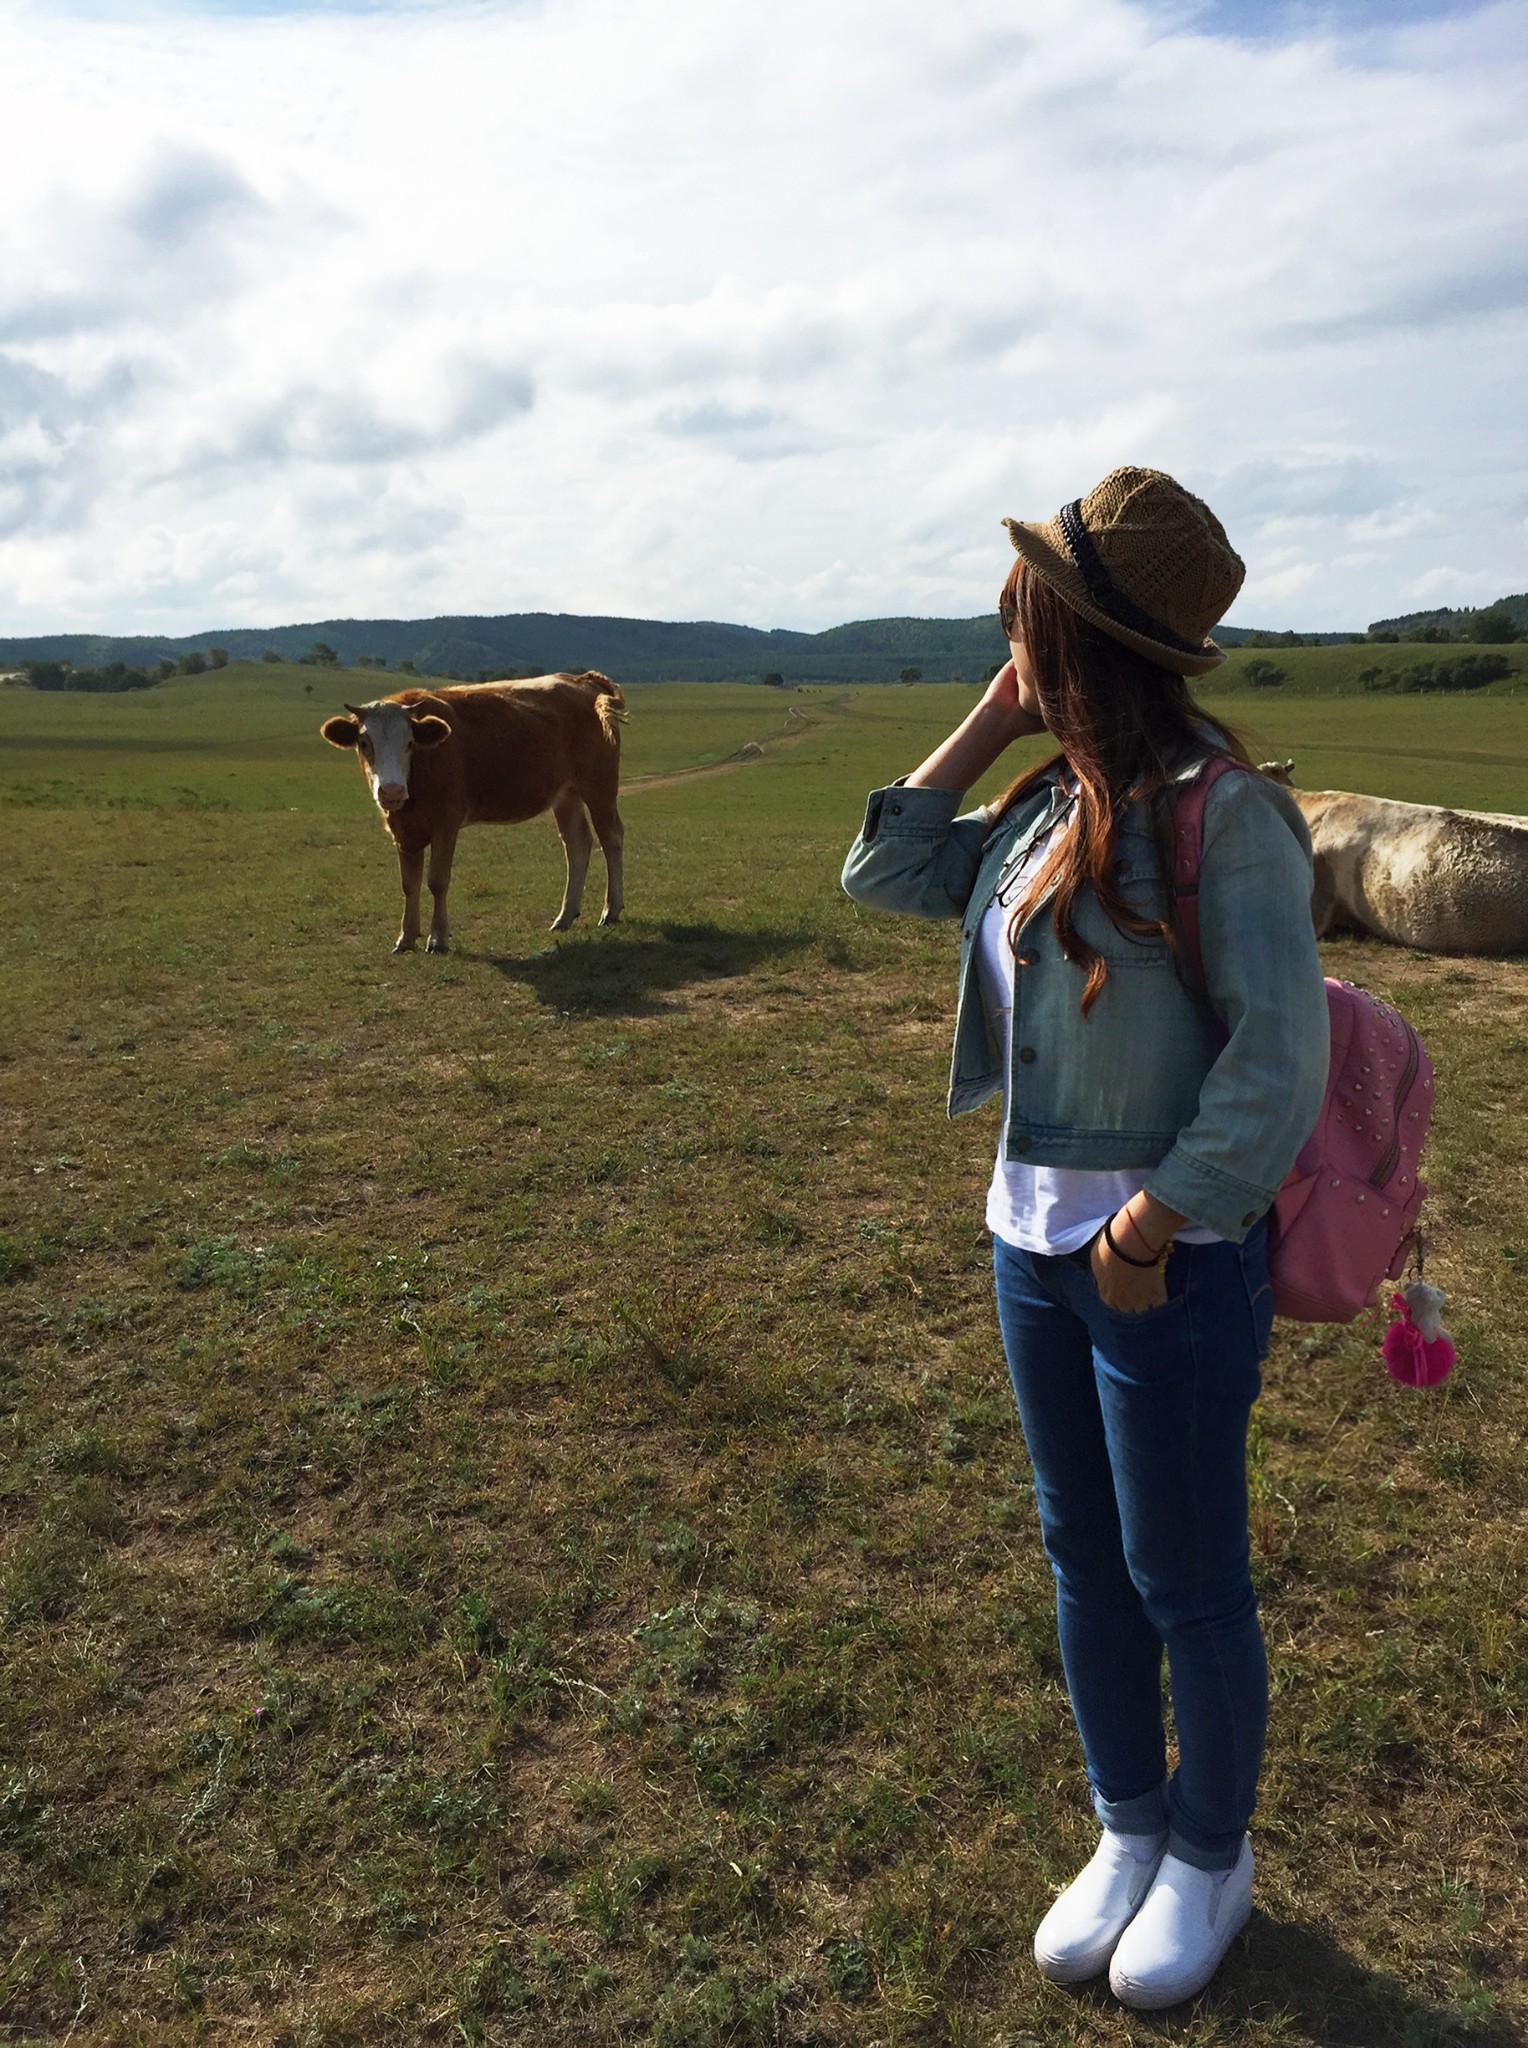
1259, 758, 1296, 787
321, 699, 451, 811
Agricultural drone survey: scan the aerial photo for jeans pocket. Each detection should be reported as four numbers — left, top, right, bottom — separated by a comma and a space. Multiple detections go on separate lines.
1093, 1293, 1195, 1385
1242, 1276, 1276, 1361
1238, 1226, 1276, 1361
1098, 1284, 1185, 1327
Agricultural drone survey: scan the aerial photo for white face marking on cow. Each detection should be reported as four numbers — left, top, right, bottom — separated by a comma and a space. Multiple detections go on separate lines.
355, 701, 417, 811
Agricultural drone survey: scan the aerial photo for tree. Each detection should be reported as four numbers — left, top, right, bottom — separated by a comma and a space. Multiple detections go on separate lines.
397, 658, 418, 675
356, 654, 387, 670
177, 651, 207, 676
261, 650, 283, 664
157, 658, 177, 680
1471, 604, 1520, 645
761, 671, 785, 688
1242, 659, 1285, 688
301, 641, 340, 668
209, 646, 229, 668
899, 666, 923, 684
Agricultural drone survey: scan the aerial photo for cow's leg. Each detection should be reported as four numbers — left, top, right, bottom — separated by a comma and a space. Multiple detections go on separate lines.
395, 843, 425, 952
588, 792, 625, 926
550, 788, 594, 930
425, 826, 459, 953
1309, 852, 1341, 938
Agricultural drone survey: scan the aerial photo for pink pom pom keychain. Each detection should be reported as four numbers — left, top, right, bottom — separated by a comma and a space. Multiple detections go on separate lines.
1382, 1280, 1456, 1387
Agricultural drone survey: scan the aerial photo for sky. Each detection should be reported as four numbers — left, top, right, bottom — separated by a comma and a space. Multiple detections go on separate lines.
1, 0, 1523, 636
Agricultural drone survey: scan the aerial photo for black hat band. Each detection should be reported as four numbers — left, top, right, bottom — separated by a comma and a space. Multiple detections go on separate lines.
1058, 499, 1204, 659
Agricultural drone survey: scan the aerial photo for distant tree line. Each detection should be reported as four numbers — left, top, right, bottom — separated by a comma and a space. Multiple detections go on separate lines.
1360, 654, 1513, 695
1236, 630, 1337, 649
17, 647, 231, 690
5, 593, 1521, 691
1366, 599, 1525, 645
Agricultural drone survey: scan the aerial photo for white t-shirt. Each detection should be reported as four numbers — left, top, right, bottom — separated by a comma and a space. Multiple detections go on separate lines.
974, 812, 1220, 1255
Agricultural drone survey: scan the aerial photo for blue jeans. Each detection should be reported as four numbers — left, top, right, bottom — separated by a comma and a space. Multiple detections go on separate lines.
992, 1223, 1276, 1871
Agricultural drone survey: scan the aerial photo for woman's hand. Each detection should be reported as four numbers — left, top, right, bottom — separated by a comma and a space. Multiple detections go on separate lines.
981, 658, 1048, 739
1088, 1196, 1188, 1313
1090, 1228, 1169, 1314
904, 660, 1047, 793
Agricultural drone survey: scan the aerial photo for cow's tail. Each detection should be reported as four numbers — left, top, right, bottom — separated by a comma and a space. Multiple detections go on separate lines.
581, 671, 627, 746
560, 668, 626, 745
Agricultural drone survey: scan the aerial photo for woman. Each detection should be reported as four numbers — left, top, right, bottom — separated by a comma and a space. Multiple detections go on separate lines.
841, 468, 1329, 2009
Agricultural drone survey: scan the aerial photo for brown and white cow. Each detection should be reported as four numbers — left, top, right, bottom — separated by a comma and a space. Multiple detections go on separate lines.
1258, 760, 1528, 953
321, 671, 625, 952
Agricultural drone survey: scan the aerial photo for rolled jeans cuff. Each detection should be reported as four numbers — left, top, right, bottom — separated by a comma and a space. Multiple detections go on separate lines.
1165, 1827, 1247, 1873
1093, 1782, 1169, 1839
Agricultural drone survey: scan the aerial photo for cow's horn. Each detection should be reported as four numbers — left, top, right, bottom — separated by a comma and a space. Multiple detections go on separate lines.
343, 702, 365, 716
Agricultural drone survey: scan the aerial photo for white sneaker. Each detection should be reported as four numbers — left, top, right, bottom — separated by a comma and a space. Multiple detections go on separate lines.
1032, 1831, 1167, 1983
1108, 1836, 1254, 2009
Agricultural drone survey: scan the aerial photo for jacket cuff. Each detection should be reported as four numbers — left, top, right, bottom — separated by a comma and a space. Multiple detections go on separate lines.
857, 779, 967, 844
1142, 1152, 1272, 1245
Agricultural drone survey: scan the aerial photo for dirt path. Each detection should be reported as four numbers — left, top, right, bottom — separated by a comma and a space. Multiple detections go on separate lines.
1307, 738, 1528, 771
620, 696, 848, 795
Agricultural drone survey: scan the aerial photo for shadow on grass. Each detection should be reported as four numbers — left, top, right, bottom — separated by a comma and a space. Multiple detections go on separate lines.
471, 920, 813, 1014
1064, 1911, 1520, 2046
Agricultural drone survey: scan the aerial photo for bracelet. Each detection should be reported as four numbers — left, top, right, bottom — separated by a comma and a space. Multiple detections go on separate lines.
1123, 1205, 1165, 1262
1102, 1215, 1170, 1270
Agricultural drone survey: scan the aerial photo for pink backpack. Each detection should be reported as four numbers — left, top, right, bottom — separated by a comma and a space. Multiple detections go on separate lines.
1173, 758, 1434, 1323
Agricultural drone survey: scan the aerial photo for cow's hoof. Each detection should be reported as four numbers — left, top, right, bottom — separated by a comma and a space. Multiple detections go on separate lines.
393, 939, 417, 954
549, 913, 579, 931
426, 936, 450, 954
599, 909, 622, 926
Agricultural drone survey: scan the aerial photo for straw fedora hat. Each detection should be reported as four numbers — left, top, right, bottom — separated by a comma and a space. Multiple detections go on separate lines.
1003, 466, 1244, 677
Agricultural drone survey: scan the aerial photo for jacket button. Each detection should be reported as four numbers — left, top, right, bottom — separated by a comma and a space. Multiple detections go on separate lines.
889, 801, 902, 815
1241, 1211, 1257, 1227
1017, 949, 1039, 967
1012, 1135, 1031, 1154
1018, 1046, 1037, 1064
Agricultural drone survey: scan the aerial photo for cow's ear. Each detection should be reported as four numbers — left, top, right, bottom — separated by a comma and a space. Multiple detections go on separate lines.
321, 715, 362, 748
409, 714, 452, 749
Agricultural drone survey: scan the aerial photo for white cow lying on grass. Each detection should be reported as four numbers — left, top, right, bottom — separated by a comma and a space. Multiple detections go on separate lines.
1260, 761, 1528, 954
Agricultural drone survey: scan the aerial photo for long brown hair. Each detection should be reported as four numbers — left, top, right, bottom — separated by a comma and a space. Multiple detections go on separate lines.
995, 560, 1252, 1015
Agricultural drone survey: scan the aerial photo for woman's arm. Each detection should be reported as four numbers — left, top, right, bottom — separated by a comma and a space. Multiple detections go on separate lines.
841, 663, 1049, 922
1142, 774, 1330, 1235
905, 660, 1047, 793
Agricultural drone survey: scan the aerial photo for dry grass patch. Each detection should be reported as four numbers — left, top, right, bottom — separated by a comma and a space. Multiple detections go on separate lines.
1, 737, 1525, 2045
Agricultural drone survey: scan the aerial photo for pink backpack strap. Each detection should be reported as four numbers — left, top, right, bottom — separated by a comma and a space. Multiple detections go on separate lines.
1171, 754, 1255, 1013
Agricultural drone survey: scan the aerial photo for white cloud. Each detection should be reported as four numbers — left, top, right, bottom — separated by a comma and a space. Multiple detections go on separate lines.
0, 0, 1522, 633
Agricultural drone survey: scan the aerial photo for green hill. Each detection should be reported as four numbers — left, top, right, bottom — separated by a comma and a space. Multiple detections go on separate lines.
1203, 640, 1528, 696
3, 592, 1522, 689
1369, 592, 1528, 637
0, 613, 1013, 687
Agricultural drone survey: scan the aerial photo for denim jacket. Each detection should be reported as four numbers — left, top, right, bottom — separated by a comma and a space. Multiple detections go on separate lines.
840, 755, 1330, 1242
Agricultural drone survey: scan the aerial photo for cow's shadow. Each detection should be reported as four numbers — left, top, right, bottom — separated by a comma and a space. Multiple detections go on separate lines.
1060, 1909, 1519, 2046
471, 920, 812, 1015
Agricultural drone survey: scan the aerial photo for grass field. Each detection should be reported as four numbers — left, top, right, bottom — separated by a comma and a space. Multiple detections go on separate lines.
2, 668, 1527, 2047
1207, 641, 1528, 699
